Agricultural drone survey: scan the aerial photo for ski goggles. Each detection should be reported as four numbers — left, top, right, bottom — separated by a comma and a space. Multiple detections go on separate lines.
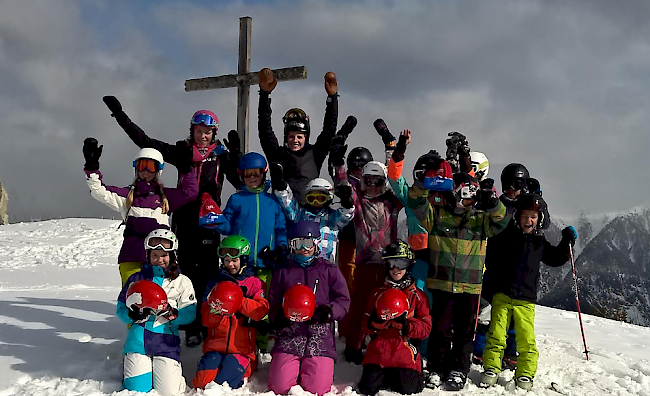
385, 258, 411, 270
423, 176, 453, 191
145, 239, 175, 252
305, 192, 330, 205
217, 247, 245, 259
349, 160, 368, 171
191, 113, 219, 128
363, 175, 386, 187
243, 169, 264, 178
134, 158, 163, 173
507, 178, 526, 191
289, 237, 318, 251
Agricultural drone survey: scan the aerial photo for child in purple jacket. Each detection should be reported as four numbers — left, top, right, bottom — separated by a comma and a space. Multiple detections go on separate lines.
267, 221, 351, 395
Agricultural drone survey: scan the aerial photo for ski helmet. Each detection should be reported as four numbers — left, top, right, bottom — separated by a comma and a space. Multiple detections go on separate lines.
470, 151, 490, 181
282, 284, 316, 322
207, 281, 243, 315
526, 177, 542, 196
500, 163, 529, 192
515, 193, 549, 231
288, 221, 321, 241
190, 110, 219, 129
133, 148, 165, 177
238, 152, 268, 183
305, 178, 335, 205
347, 147, 373, 172
382, 239, 416, 276
375, 288, 409, 320
144, 229, 179, 263
283, 108, 310, 143
361, 161, 389, 197
218, 235, 251, 269
413, 150, 443, 180
126, 280, 168, 311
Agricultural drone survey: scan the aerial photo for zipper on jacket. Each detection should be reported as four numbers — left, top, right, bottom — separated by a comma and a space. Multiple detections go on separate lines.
254, 193, 260, 265
225, 315, 234, 354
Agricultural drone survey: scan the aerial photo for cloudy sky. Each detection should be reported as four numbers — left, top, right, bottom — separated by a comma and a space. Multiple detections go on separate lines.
2, 0, 650, 223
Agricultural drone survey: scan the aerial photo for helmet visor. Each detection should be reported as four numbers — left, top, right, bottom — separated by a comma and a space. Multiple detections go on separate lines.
135, 158, 160, 173
305, 192, 329, 205
507, 178, 526, 191
191, 113, 219, 128
386, 258, 411, 270
218, 247, 244, 259
290, 237, 317, 251
363, 175, 386, 187
243, 169, 264, 179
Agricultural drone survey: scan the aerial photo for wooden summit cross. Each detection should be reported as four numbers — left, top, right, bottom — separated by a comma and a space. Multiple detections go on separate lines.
185, 16, 307, 153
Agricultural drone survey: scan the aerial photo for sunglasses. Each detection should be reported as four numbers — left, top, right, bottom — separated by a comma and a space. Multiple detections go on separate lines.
217, 247, 244, 259
243, 169, 264, 179
191, 113, 219, 128
386, 258, 411, 270
134, 158, 161, 173
363, 175, 386, 187
290, 237, 317, 251
305, 192, 329, 205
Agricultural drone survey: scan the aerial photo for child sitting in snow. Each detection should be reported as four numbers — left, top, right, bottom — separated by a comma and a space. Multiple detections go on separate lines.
480, 194, 576, 391
267, 221, 351, 396
192, 235, 269, 390
116, 229, 197, 395
357, 240, 432, 395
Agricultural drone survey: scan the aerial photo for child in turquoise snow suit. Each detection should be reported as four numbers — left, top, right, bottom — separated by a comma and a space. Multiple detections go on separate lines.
480, 194, 576, 391
116, 229, 196, 396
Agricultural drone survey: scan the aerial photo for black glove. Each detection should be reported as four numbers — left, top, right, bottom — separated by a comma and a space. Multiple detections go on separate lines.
562, 226, 578, 246
272, 313, 293, 331
83, 137, 103, 171
476, 185, 499, 210
337, 115, 358, 138
367, 311, 388, 331
392, 133, 409, 162
240, 285, 248, 297
128, 305, 152, 323
242, 318, 270, 335
373, 119, 396, 146
335, 184, 354, 209
157, 306, 179, 321
223, 130, 241, 154
329, 137, 347, 168
391, 312, 410, 337
269, 162, 287, 191
258, 245, 288, 266
309, 305, 334, 324
102, 96, 123, 116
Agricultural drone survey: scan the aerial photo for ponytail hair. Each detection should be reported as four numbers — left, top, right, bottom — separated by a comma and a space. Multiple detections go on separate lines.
125, 175, 169, 215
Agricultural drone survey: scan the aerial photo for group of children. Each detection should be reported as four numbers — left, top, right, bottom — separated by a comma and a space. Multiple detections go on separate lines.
84, 68, 579, 396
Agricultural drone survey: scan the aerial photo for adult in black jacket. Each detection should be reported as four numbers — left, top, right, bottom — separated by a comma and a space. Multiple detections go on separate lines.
257, 68, 338, 205
102, 96, 241, 346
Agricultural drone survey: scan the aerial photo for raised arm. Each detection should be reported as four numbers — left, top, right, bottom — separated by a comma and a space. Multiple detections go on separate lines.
257, 68, 281, 161
312, 72, 340, 170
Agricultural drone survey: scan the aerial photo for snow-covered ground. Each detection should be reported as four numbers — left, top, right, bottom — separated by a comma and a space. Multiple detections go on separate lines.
0, 219, 648, 395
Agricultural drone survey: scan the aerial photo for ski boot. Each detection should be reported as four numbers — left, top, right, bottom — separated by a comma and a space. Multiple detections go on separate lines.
425, 371, 442, 389
343, 346, 363, 365
515, 376, 533, 391
479, 370, 498, 388
185, 331, 203, 348
442, 370, 467, 391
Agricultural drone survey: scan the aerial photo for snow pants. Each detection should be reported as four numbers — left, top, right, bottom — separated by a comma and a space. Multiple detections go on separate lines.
337, 239, 356, 338
345, 264, 386, 351
119, 261, 143, 286
358, 364, 424, 396
192, 351, 250, 389
123, 353, 185, 396
426, 289, 479, 377
267, 352, 334, 395
483, 293, 538, 378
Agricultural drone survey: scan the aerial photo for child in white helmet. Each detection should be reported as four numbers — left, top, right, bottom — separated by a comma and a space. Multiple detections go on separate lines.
82, 139, 198, 285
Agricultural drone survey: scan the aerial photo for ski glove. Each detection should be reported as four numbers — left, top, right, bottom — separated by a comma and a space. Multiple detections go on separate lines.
223, 130, 241, 155
272, 313, 293, 331
269, 162, 287, 191
337, 115, 358, 139
367, 311, 389, 331
393, 133, 409, 162
562, 226, 578, 246
476, 178, 499, 209
240, 285, 248, 297
102, 96, 124, 117
258, 245, 288, 266
373, 118, 396, 147
83, 137, 103, 171
335, 184, 354, 209
309, 305, 334, 324
241, 317, 270, 335
329, 137, 347, 168
128, 305, 152, 324
157, 306, 179, 321
390, 312, 410, 337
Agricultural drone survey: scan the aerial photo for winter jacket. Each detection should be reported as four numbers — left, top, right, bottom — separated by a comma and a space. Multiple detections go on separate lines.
200, 266, 269, 373
484, 223, 571, 303
112, 113, 240, 249
333, 164, 402, 265
268, 257, 351, 361
258, 91, 338, 205
116, 263, 197, 362
85, 169, 198, 264
275, 186, 353, 263
213, 181, 287, 268
408, 185, 509, 295
387, 158, 429, 252
361, 279, 432, 371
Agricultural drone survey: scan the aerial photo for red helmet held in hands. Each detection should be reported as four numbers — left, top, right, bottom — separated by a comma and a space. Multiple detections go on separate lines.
126, 280, 168, 311
207, 281, 244, 315
282, 284, 316, 322
375, 288, 409, 320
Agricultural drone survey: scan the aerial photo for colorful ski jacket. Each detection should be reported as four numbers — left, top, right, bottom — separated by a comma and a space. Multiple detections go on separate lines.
214, 181, 287, 268
85, 169, 198, 264
116, 263, 197, 362
274, 186, 353, 263
200, 266, 269, 370
408, 185, 509, 295
268, 257, 350, 361
361, 279, 432, 371
258, 90, 338, 205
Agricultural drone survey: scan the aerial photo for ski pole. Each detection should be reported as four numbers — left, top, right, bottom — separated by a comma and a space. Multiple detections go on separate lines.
569, 244, 589, 361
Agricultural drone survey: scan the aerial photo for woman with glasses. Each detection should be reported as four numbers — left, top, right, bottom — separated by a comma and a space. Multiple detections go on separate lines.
267, 221, 350, 396
257, 68, 339, 205
82, 142, 198, 286
102, 96, 242, 347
